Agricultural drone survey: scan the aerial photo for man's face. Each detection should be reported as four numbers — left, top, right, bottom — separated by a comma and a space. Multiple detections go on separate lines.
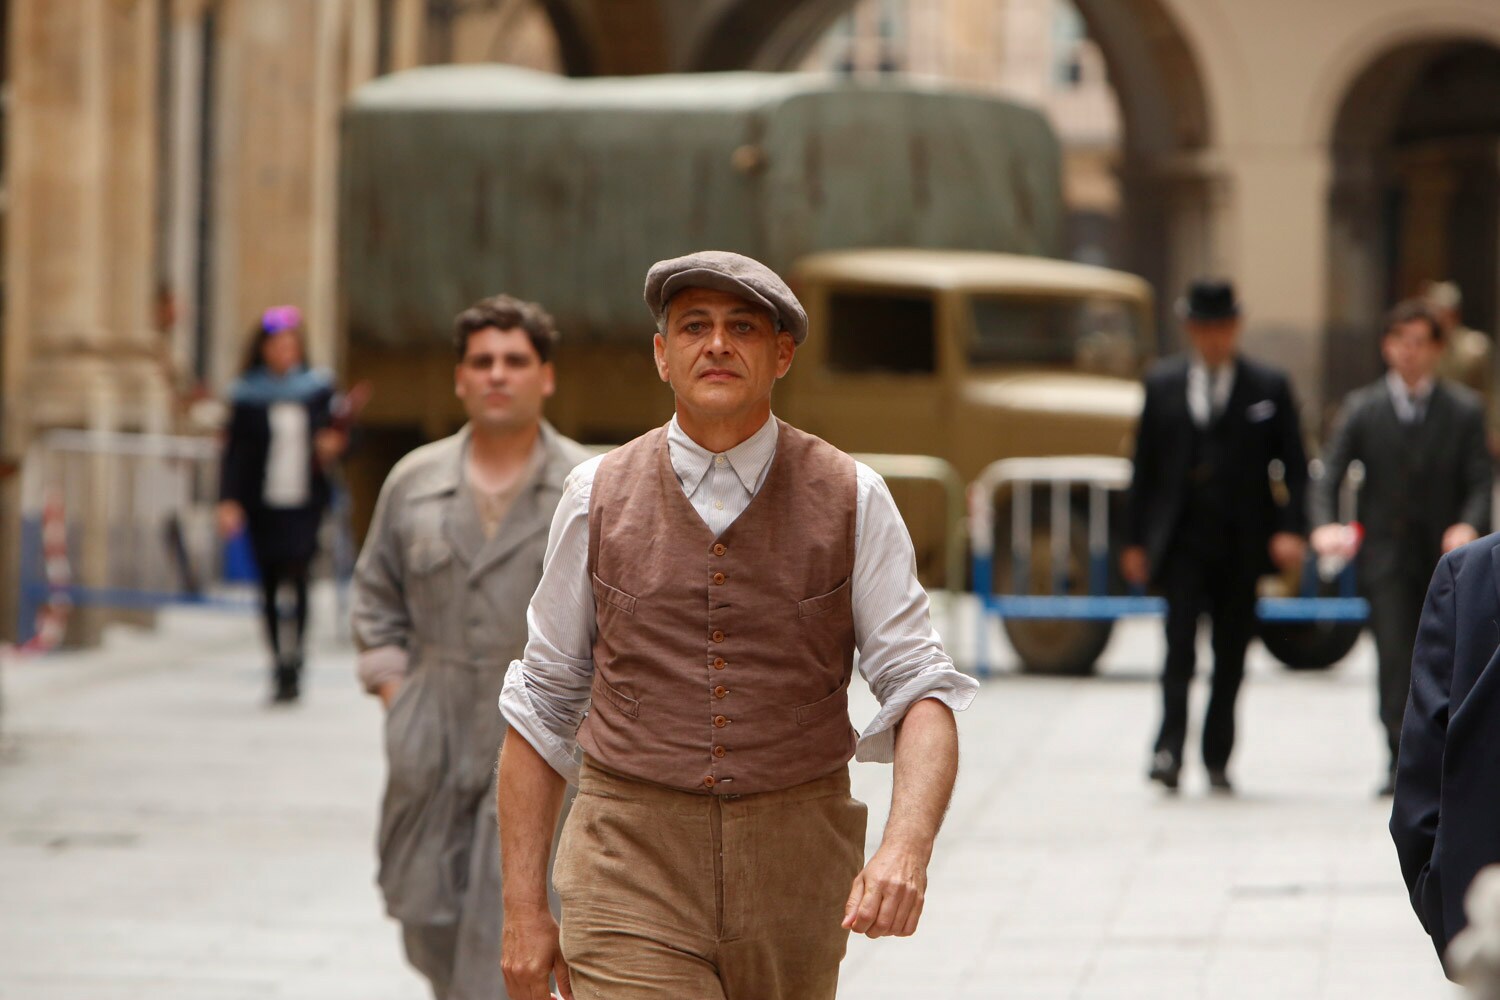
1383, 318, 1442, 386
454, 326, 555, 433
653, 287, 795, 423
1185, 317, 1240, 370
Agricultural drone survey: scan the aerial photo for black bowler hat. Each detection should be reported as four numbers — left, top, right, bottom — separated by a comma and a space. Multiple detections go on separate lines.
1179, 279, 1240, 321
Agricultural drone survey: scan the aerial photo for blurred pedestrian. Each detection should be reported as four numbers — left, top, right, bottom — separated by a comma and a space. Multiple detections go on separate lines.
217, 305, 345, 703
1122, 279, 1308, 793
1316, 300, 1491, 796
1390, 531, 1500, 977
351, 295, 590, 1000
496, 251, 977, 1000
1425, 280, 1497, 452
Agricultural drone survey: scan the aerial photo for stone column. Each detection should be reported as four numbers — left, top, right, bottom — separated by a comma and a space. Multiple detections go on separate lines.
209, 0, 375, 388
2, 0, 172, 641
1222, 147, 1332, 416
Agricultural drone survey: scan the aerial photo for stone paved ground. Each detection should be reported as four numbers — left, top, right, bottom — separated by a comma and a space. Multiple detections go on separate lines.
0, 592, 1457, 999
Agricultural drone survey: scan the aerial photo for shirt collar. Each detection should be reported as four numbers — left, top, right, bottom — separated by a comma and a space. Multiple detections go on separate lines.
666, 414, 779, 495
1386, 370, 1434, 402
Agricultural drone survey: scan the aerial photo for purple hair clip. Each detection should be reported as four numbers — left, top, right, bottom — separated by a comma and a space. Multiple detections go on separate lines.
260, 304, 303, 335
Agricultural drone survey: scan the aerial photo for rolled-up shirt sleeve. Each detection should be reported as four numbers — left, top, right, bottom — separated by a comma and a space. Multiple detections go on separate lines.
851, 464, 979, 762
499, 458, 603, 784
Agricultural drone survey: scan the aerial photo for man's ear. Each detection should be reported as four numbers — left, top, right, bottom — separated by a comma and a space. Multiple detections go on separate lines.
775, 332, 796, 379
653, 333, 671, 383
540, 362, 556, 399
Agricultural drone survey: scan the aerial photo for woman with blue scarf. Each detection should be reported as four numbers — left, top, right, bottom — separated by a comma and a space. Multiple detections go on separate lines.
217, 306, 345, 703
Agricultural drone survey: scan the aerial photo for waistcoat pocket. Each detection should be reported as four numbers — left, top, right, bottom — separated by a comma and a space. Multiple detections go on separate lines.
795, 686, 847, 726
594, 674, 640, 718
798, 577, 851, 619
591, 573, 638, 614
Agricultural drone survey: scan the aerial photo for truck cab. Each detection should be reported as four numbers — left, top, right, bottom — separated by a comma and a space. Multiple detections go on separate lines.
779, 248, 1155, 483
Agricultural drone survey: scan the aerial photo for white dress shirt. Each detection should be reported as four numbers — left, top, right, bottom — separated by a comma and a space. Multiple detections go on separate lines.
1187, 358, 1235, 428
262, 402, 310, 508
500, 413, 979, 784
1386, 371, 1434, 424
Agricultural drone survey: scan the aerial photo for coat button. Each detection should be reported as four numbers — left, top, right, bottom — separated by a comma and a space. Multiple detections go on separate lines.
703, 775, 716, 788
713, 543, 726, 556
711, 630, 725, 643
713, 745, 727, 758
712, 572, 726, 585
714, 715, 728, 728
713, 657, 726, 669
714, 685, 728, 698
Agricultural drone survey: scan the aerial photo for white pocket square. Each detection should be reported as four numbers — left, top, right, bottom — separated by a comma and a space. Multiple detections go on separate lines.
1247, 400, 1276, 422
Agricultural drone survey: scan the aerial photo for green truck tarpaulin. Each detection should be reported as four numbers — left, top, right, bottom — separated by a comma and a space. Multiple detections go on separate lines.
341, 65, 1064, 347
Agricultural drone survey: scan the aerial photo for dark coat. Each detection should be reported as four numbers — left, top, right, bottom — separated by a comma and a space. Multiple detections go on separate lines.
1312, 378, 1491, 583
1391, 533, 1500, 976
1124, 354, 1309, 580
219, 381, 336, 517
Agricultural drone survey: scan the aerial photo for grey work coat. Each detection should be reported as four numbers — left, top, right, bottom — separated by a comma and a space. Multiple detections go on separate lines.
351, 422, 589, 962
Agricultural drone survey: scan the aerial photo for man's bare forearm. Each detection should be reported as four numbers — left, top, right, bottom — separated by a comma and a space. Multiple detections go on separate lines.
883, 698, 958, 855
497, 731, 567, 912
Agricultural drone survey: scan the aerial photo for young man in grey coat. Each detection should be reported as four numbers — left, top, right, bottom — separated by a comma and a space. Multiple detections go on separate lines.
351, 295, 591, 1000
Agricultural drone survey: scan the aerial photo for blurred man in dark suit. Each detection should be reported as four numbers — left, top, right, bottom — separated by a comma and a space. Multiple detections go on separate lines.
1123, 279, 1308, 793
1313, 299, 1491, 796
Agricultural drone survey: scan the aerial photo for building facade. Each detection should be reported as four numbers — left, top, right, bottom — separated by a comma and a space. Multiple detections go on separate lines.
4, 0, 1500, 637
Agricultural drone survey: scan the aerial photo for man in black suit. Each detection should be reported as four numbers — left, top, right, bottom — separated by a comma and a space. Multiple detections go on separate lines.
1312, 299, 1491, 796
1122, 280, 1308, 793
1390, 533, 1500, 975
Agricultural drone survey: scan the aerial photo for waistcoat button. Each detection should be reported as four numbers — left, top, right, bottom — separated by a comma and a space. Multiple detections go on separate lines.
713, 745, 727, 758
714, 685, 728, 698
713, 657, 726, 669
713, 715, 728, 728
713, 543, 726, 556
711, 630, 725, 643
703, 775, 716, 788
712, 572, 726, 585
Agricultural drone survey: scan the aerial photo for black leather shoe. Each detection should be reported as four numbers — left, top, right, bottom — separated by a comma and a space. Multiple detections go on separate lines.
1148, 751, 1181, 791
1207, 768, 1233, 794
271, 656, 301, 704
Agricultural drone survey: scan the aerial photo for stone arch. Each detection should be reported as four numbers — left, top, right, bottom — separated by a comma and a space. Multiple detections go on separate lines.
686, 0, 1216, 340
688, 0, 1212, 159
1322, 32, 1500, 403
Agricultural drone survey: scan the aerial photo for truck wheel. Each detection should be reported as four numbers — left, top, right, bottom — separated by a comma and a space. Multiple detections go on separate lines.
996, 509, 1113, 676
1259, 620, 1362, 670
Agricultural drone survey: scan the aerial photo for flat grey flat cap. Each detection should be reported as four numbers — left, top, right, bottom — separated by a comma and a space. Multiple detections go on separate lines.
644, 250, 808, 345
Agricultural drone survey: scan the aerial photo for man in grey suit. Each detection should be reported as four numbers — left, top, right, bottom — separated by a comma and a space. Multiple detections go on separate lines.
351, 295, 590, 999
1312, 299, 1492, 796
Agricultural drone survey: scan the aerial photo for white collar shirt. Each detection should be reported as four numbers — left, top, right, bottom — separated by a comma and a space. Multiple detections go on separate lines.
1386, 371, 1435, 424
1187, 357, 1236, 428
666, 413, 779, 537
498, 412, 978, 785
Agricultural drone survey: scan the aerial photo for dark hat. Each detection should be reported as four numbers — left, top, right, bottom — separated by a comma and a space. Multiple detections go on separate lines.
1179, 279, 1240, 322
644, 250, 808, 345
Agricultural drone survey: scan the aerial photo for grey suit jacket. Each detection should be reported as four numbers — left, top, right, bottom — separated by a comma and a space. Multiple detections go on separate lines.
1313, 378, 1491, 583
350, 420, 590, 933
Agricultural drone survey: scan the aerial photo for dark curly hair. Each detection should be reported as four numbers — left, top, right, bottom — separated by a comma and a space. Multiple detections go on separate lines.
453, 295, 559, 363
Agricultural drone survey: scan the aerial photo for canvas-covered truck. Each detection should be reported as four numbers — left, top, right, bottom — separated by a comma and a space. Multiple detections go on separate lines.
337, 66, 1359, 675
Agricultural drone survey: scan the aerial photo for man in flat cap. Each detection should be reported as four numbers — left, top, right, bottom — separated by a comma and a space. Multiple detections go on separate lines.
1122, 279, 1308, 794
495, 249, 978, 999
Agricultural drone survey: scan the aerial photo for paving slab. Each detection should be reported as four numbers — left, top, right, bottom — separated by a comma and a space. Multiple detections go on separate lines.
0, 596, 1459, 998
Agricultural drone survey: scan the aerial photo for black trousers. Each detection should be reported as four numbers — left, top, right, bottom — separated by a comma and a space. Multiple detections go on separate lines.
1155, 546, 1259, 770
1366, 568, 1431, 767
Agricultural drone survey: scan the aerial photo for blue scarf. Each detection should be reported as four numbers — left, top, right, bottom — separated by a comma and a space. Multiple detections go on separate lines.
229, 365, 334, 406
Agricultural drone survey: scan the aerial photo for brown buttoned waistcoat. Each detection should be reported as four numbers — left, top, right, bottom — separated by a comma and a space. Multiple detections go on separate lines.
580, 419, 858, 795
